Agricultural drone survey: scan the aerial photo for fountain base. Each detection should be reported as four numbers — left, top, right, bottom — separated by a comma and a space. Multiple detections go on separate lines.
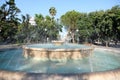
23, 44, 94, 61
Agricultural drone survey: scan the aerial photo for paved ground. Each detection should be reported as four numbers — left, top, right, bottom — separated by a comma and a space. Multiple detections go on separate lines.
93, 43, 120, 52
0, 44, 21, 50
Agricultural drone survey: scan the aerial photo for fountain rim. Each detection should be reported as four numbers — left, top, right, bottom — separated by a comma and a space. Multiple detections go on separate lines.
23, 43, 94, 52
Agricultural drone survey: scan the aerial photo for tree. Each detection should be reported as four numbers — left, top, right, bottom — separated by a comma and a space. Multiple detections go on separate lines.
35, 14, 44, 27
110, 5, 120, 45
17, 14, 33, 43
88, 10, 105, 43
34, 13, 62, 42
99, 11, 113, 47
49, 7, 57, 20
44, 15, 57, 41
0, 0, 21, 43
48, 7, 63, 40
61, 10, 80, 43
34, 14, 47, 42
77, 13, 93, 43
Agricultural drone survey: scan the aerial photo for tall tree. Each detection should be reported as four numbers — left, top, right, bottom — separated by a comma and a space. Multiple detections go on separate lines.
34, 13, 62, 42
49, 7, 62, 40
34, 14, 46, 42
110, 5, 120, 44
61, 10, 80, 43
99, 11, 113, 47
49, 7, 57, 20
88, 10, 104, 43
0, 0, 20, 43
77, 13, 93, 43
17, 14, 33, 43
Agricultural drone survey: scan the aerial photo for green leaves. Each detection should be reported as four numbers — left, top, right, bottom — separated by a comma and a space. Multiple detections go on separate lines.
60, 10, 80, 43
61, 10, 80, 30
0, 0, 20, 43
60, 5, 120, 45
49, 7, 57, 19
35, 14, 44, 27
0, 1, 120, 46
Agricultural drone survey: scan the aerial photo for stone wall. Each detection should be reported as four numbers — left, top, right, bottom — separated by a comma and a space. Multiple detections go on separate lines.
0, 69, 120, 80
23, 47, 94, 61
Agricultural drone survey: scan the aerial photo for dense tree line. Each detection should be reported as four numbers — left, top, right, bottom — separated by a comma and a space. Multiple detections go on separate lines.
61, 5, 120, 47
16, 7, 62, 43
0, 0, 62, 44
0, 0, 120, 47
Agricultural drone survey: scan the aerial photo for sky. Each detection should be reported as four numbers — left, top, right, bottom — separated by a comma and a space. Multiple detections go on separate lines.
0, 0, 120, 19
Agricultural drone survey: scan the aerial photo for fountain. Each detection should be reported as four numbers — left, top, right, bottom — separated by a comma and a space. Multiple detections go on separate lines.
0, 43, 120, 80
23, 43, 94, 61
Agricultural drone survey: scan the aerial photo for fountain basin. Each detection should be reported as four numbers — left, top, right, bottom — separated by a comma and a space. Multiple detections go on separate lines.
23, 43, 94, 61
0, 46, 120, 75
52, 40, 64, 46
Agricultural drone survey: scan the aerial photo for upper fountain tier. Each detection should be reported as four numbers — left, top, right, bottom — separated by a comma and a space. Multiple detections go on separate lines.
23, 43, 94, 61
52, 40, 64, 46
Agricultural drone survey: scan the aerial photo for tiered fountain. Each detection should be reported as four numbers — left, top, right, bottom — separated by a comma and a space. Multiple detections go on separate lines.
23, 41, 94, 61
23, 27, 94, 61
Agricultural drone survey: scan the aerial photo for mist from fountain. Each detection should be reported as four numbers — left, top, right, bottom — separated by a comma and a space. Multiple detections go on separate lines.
59, 26, 68, 42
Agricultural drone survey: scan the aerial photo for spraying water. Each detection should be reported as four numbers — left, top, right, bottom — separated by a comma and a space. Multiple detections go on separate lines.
59, 26, 68, 41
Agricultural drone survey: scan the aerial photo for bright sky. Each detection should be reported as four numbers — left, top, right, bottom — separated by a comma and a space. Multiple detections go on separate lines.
0, 0, 120, 18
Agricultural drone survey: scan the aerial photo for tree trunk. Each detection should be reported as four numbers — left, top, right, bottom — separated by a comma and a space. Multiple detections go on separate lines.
71, 33, 75, 43
114, 39, 118, 45
105, 41, 109, 47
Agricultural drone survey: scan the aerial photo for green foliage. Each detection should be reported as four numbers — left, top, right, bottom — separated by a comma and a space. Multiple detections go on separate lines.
16, 14, 33, 43
61, 10, 80, 43
35, 14, 44, 27
0, 0, 20, 43
60, 5, 120, 45
110, 5, 120, 40
61, 10, 80, 31
77, 13, 93, 42
34, 13, 62, 42
0, 0, 120, 46
15, 7, 62, 43
49, 7, 57, 20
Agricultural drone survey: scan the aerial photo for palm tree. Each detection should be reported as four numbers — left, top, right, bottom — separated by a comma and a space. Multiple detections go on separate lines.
49, 7, 57, 20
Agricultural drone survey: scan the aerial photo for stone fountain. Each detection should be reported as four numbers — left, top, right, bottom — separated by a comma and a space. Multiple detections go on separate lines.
0, 42, 120, 80
23, 41, 94, 61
